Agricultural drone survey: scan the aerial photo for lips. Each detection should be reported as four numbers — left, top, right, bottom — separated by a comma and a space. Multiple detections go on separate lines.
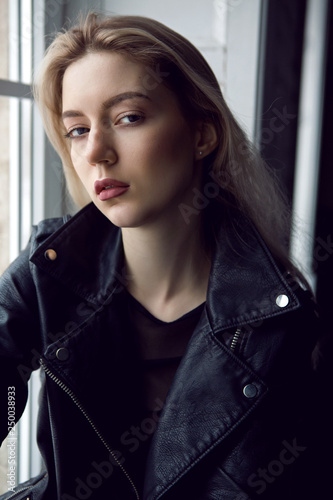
94, 178, 129, 201
94, 178, 129, 194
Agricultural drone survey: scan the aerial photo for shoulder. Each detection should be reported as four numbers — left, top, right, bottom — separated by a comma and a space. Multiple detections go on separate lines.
0, 214, 71, 296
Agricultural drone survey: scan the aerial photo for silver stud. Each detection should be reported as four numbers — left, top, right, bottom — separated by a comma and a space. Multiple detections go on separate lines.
276, 294, 289, 308
56, 348, 69, 361
243, 384, 258, 399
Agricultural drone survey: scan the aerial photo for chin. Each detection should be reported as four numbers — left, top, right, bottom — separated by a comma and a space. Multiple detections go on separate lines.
99, 205, 145, 228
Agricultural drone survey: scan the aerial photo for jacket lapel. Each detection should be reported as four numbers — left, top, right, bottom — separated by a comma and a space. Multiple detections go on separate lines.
206, 214, 300, 332
143, 309, 268, 499
30, 203, 126, 305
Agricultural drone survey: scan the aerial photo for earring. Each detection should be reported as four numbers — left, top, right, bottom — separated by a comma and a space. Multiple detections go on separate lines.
199, 151, 203, 156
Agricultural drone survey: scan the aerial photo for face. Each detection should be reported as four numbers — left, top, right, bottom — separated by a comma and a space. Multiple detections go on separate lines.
61, 51, 204, 229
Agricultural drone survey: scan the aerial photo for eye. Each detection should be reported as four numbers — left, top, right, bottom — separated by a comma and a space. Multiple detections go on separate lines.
65, 127, 90, 139
117, 114, 143, 125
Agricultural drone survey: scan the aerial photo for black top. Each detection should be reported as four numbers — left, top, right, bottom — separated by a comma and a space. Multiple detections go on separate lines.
123, 292, 205, 494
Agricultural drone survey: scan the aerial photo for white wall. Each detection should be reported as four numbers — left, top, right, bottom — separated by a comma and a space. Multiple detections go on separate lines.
102, 0, 226, 88
224, 0, 262, 139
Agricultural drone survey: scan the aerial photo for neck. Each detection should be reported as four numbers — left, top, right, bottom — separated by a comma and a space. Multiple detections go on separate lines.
121, 214, 210, 322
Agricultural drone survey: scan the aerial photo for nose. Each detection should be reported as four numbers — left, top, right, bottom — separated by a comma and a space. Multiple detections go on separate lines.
85, 126, 117, 166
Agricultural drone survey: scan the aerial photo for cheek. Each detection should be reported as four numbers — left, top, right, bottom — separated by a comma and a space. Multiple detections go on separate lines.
137, 122, 193, 168
122, 130, 170, 171
70, 146, 89, 172
70, 144, 85, 166
70, 149, 92, 187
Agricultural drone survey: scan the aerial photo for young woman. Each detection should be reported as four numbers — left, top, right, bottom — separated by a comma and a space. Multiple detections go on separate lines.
0, 12, 323, 500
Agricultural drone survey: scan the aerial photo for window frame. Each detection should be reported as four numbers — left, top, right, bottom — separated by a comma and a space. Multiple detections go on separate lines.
0, 0, 66, 488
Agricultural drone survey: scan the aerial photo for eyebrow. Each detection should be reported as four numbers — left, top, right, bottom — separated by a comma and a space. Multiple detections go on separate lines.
61, 91, 151, 120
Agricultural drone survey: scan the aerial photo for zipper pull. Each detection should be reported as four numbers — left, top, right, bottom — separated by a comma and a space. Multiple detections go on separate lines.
230, 327, 242, 351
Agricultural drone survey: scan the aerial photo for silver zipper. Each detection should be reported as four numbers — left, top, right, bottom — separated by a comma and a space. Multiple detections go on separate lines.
4, 486, 30, 500
4, 472, 48, 499
40, 359, 140, 500
230, 327, 242, 351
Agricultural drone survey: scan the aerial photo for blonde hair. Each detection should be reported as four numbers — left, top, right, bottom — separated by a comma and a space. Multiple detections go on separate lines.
34, 12, 294, 271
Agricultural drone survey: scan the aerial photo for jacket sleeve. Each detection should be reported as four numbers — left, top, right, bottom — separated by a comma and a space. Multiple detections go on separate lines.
0, 242, 41, 445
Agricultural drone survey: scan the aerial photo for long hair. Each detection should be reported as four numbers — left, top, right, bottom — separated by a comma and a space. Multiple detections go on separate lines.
34, 12, 295, 273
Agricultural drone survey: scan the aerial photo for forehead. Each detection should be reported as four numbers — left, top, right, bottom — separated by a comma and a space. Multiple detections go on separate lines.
62, 51, 171, 109
64, 51, 144, 82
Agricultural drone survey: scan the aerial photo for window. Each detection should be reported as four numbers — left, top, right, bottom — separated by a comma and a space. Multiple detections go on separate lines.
0, 0, 44, 492
1, 0, 72, 488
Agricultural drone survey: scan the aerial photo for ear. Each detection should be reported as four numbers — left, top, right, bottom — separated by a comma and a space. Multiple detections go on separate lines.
194, 122, 218, 161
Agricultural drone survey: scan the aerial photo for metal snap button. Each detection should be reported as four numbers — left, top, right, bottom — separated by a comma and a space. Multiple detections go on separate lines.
276, 294, 289, 308
56, 347, 69, 361
44, 249, 57, 261
243, 383, 258, 399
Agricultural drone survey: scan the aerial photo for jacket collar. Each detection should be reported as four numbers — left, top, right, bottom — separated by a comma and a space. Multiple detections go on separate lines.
206, 213, 299, 333
30, 203, 125, 305
31, 202, 299, 330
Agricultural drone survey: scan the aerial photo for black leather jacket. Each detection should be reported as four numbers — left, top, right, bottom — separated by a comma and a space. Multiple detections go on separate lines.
0, 203, 322, 499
